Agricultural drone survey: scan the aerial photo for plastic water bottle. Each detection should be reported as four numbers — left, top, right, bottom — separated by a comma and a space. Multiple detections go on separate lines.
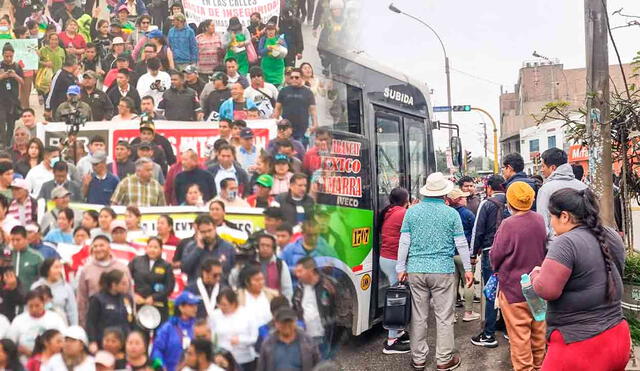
521, 273, 547, 321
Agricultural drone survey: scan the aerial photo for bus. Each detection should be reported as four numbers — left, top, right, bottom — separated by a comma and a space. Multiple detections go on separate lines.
308, 47, 439, 335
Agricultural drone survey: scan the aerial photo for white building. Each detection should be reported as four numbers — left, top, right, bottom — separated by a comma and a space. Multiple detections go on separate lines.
519, 118, 571, 175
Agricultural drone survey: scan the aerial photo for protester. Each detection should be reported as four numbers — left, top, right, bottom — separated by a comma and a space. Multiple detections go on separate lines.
38, 160, 82, 202
274, 174, 314, 226
43, 208, 74, 244
237, 264, 279, 329
25, 329, 63, 371
208, 144, 250, 197
396, 172, 472, 370
457, 176, 480, 216
41, 326, 94, 371
92, 207, 116, 239
0, 43, 24, 147
174, 149, 215, 205
14, 137, 42, 178
111, 158, 167, 206
184, 338, 224, 371
219, 82, 257, 121
83, 151, 120, 205
211, 288, 258, 371
273, 68, 318, 142
195, 19, 223, 79
214, 178, 251, 208
201, 72, 231, 120
25, 146, 59, 198
531, 188, 628, 370
156, 215, 181, 247
128, 236, 175, 323
31, 258, 78, 326
536, 148, 587, 236
256, 233, 293, 300
185, 258, 227, 319
10, 225, 44, 291
8, 179, 37, 225
151, 290, 200, 371
157, 70, 203, 121
124, 331, 152, 370
502, 153, 538, 209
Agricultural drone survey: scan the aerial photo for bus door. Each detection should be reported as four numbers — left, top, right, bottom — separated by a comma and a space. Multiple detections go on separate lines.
373, 108, 429, 313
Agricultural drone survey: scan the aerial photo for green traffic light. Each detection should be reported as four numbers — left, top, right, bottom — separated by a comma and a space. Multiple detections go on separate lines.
464, 105, 471, 111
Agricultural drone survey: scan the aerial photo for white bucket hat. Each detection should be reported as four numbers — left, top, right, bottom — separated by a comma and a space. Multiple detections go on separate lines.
420, 172, 454, 197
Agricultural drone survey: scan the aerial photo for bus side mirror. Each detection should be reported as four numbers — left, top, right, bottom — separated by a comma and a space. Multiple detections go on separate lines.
451, 136, 462, 167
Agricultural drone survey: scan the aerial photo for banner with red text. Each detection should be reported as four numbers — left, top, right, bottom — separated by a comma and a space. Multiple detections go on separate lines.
182, 0, 281, 29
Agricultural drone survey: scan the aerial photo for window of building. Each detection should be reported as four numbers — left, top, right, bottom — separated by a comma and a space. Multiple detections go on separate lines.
548, 135, 557, 149
529, 139, 540, 153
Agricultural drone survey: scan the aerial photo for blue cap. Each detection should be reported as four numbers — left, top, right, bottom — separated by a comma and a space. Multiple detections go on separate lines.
147, 29, 163, 39
67, 85, 81, 95
174, 291, 201, 306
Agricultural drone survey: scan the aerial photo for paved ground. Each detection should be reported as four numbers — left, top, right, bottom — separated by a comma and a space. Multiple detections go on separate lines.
334, 304, 512, 371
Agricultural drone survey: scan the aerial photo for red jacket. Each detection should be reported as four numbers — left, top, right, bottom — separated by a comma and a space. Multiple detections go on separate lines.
380, 206, 406, 260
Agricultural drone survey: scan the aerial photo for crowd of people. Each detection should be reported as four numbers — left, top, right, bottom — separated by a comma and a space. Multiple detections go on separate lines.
379, 148, 630, 371
0, 0, 353, 370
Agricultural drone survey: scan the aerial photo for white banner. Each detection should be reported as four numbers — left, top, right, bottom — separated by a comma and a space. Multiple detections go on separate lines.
182, 0, 281, 29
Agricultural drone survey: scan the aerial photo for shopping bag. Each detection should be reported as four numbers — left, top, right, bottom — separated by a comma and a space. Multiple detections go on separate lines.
35, 67, 53, 95
483, 273, 499, 301
246, 42, 258, 64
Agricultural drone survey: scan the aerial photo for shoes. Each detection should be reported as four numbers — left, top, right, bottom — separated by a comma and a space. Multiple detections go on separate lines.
411, 361, 426, 371
470, 333, 498, 348
503, 333, 509, 340
455, 299, 464, 308
383, 339, 410, 354
437, 355, 461, 370
397, 331, 410, 344
473, 296, 481, 303
462, 312, 480, 322
474, 279, 480, 284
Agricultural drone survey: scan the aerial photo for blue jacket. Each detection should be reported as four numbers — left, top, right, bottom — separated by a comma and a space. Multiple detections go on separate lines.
504, 171, 538, 211
279, 237, 337, 286
218, 97, 257, 120
181, 237, 236, 284
117, 0, 147, 15
151, 316, 195, 371
453, 206, 475, 244
167, 26, 198, 64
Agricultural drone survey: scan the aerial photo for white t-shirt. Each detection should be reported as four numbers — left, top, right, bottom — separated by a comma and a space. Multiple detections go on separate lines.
42, 353, 96, 371
25, 163, 53, 198
137, 71, 172, 108
302, 284, 324, 338
210, 306, 257, 364
242, 290, 272, 328
244, 83, 278, 118
0, 314, 10, 339
1, 216, 19, 235
7, 310, 66, 352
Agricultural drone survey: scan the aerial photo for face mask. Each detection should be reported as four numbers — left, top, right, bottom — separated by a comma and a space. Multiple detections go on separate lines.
70, 96, 79, 103
0, 26, 9, 33
44, 302, 54, 310
226, 191, 237, 202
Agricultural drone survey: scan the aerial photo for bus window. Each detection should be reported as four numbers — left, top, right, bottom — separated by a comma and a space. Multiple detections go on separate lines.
375, 114, 404, 204
317, 80, 363, 134
346, 85, 363, 134
406, 119, 427, 199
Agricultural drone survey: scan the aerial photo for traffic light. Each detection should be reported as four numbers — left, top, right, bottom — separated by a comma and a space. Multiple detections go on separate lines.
466, 151, 472, 165
452, 105, 472, 112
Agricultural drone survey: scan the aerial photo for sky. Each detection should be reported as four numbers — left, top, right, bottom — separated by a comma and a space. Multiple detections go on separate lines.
358, 0, 640, 158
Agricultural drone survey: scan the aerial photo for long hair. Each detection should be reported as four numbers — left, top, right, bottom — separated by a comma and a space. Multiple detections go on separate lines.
31, 329, 61, 356
377, 187, 409, 232
548, 188, 617, 302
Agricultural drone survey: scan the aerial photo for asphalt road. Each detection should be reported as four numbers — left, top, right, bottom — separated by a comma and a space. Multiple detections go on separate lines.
334, 305, 513, 371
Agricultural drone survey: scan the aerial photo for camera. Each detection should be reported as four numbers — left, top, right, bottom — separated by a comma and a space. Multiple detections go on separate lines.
63, 106, 87, 135
150, 79, 166, 92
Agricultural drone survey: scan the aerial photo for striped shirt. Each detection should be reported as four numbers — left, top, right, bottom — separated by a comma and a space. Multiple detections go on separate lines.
8, 197, 35, 225
110, 174, 166, 207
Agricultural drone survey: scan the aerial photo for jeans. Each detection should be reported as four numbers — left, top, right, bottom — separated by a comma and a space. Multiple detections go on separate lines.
408, 273, 456, 365
380, 256, 401, 338
454, 255, 474, 312
482, 252, 497, 337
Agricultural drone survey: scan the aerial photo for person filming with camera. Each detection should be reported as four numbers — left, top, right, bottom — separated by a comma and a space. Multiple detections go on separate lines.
53, 85, 92, 122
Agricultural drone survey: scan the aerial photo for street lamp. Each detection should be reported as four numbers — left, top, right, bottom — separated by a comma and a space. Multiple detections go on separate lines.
388, 3, 453, 140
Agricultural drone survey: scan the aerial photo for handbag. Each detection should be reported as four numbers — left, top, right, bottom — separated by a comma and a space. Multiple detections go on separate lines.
246, 41, 258, 64
35, 67, 53, 95
483, 273, 499, 301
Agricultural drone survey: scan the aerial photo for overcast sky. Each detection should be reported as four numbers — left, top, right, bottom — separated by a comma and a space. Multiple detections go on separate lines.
358, 0, 640, 157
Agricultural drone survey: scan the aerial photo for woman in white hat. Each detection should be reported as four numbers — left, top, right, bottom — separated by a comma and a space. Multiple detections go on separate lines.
395, 172, 473, 371
41, 326, 95, 371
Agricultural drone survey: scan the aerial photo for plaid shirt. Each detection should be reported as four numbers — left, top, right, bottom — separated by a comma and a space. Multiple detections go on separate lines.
110, 174, 166, 206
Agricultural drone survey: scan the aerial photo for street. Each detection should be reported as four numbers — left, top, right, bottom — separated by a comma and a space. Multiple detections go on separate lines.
335, 305, 512, 370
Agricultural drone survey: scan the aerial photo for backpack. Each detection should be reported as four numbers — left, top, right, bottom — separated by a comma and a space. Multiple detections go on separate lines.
487, 197, 509, 228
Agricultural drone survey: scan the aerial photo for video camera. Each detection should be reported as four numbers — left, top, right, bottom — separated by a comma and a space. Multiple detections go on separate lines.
63, 105, 88, 136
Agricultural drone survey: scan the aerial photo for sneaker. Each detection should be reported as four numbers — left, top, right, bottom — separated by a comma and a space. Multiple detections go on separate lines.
437, 355, 461, 370
397, 331, 410, 344
470, 333, 498, 348
411, 361, 426, 371
473, 296, 481, 303
455, 299, 464, 308
462, 312, 480, 322
503, 333, 509, 340
383, 339, 411, 354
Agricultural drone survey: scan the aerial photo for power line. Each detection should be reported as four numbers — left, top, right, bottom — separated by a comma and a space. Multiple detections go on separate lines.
449, 67, 505, 86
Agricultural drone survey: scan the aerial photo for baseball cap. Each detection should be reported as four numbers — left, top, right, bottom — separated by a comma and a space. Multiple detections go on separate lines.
82, 70, 97, 80
138, 141, 153, 150
10, 178, 28, 191
112, 36, 125, 45
95, 351, 115, 367
116, 55, 129, 62
273, 153, 290, 163
277, 119, 291, 129
212, 72, 227, 82
51, 186, 71, 199
447, 187, 470, 200
256, 174, 273, 188
63, 326, 89, 347
66, 85, 81, 95
117, 4, 129, 13
25, 223, 39, 233
140, 121, 155, 133
184, 65, 198, 74
147, 29, 163, 39
89, 150, 107, 164
174, 291, 201, 306
275, 308, 297, 322
240, 127, 254, 139
110, 220, 127, 232
110, 22, 122, 28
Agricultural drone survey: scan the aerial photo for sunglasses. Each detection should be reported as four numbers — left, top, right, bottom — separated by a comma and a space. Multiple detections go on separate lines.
290, 75, 301, 79
277, 126, 289, 131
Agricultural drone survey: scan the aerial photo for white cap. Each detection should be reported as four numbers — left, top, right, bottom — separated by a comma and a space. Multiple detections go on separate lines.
62, 326, 88, 347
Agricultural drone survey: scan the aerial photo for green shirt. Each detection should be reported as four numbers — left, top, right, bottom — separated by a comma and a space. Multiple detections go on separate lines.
12, 247, 44, 290
401, 198, 465, 274
39, 46, 66, 73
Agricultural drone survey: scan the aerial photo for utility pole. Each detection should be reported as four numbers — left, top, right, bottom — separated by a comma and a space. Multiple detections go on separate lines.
584, 0, 614, 226
482, 122, 488, 158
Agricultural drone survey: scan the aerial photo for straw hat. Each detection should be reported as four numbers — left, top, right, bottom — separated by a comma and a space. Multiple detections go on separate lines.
420, 172, 454, 197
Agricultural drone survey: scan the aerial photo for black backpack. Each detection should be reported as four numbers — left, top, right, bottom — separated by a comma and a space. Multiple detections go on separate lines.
487, 197, 509, 228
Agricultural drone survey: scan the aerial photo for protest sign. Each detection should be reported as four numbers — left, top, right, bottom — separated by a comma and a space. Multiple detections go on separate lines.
182, 0, 280, 29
